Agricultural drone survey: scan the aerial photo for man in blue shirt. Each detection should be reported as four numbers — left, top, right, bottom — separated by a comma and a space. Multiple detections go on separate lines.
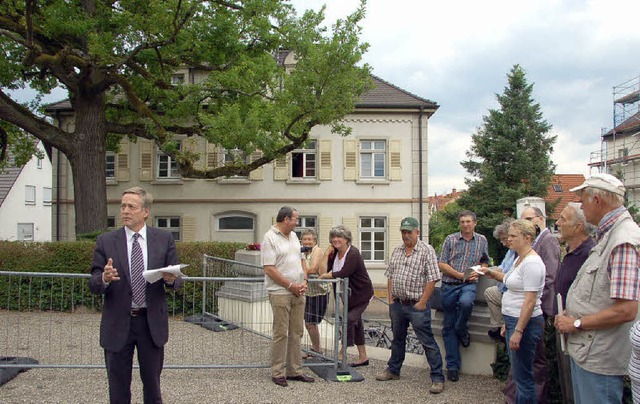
438, 210, 489, 382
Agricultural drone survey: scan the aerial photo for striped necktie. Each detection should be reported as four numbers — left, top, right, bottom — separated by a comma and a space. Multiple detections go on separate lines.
131, 233, 146, 306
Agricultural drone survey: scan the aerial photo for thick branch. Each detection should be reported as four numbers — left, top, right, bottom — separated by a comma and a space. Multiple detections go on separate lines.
0, 90, 73, 152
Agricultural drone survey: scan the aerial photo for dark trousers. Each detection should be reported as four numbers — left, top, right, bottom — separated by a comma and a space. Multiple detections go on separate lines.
104, 313, 164, 404
346, 301, 370, 346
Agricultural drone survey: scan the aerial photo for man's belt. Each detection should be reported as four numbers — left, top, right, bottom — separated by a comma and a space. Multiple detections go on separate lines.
441, 281, 463, 286
130, 308, 147, 317
395, 298, 419, 306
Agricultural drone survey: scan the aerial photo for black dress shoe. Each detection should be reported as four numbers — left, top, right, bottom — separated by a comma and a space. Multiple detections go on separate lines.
447, 369, 459, 382
272, 377, 288, 387
286, 374, 315, 383
348, 359, 369, 367
460, 332, 471, 348
488, 327, 506, 344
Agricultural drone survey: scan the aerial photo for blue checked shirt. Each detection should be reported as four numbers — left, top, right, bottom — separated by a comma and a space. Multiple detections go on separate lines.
439, 231, 489, 283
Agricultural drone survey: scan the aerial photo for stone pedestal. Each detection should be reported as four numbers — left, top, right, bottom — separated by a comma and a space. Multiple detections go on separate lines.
216, 249, 270, 335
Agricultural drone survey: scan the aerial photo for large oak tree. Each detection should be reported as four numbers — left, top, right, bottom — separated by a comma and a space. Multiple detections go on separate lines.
0, 0, 372, 237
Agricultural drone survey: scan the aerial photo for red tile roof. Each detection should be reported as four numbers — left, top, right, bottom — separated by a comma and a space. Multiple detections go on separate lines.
427, 189, 464, 212
544, 174, 585, 220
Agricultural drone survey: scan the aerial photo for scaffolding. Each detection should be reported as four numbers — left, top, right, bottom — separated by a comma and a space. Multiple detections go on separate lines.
589, 75, 640, 203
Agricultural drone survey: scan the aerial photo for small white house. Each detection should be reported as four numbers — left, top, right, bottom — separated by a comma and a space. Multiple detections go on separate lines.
0, 141, 52, 241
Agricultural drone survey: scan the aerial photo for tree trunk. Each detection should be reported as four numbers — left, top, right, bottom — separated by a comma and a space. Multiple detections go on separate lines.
66, 92, 108, 238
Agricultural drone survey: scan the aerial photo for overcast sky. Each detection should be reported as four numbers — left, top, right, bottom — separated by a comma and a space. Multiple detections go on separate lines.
291, 0, 640, 195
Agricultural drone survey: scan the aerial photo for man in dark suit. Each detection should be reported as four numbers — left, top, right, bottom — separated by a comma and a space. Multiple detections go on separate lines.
89, 186, 182, 403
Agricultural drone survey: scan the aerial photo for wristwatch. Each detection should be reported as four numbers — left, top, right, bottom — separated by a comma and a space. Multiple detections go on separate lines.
573, 318, 582, 330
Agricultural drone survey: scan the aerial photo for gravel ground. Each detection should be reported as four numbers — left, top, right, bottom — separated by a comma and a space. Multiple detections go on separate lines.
0, 308, 504, 403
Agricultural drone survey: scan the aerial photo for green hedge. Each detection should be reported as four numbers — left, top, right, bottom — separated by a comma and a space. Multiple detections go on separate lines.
0, 240, 245, 315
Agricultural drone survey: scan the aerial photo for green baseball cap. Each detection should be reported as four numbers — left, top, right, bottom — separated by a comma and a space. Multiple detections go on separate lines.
400, 217, 419, 231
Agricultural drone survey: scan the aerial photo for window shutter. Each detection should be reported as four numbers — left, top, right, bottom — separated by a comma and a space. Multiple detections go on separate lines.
116, 215, 124, 228
318, 139, 332, 180
389, 139, 402, 181
249, 150, 264, 181
388, 217, 403, 255
343, 139, 357, 180
342, 217, 359, 246
273, 155, 289, 181
182, 215, 197, 241
318, 216, 334, 247
116, 139, 130, 182
206, 143, 220, 170
139, 140, 154, 181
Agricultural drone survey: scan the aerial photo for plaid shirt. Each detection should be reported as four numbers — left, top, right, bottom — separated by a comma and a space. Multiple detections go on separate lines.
386, 239, 440, 301
439, 231, 489, 283
597, 206, 640, 300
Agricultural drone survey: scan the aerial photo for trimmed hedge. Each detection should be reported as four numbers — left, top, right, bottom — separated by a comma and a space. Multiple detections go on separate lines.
0, 240, 245, 315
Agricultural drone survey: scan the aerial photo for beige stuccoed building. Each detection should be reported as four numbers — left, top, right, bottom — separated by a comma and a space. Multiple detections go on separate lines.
46, 72, 438, 288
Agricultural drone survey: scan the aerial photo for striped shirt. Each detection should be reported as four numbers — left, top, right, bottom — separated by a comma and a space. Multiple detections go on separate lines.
439, 231, 489, 283
597, 206, 640, 300
386, 240, 441, 301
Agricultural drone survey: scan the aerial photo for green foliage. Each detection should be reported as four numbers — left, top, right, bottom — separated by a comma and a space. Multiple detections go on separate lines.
458, 65, 556, 255
428, 202, 461, 254
0, 240, 244, 315
0, 0, 372, 235
491, 342, 510, 381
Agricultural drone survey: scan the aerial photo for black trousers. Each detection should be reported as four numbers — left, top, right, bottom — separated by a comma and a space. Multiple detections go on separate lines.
104, 313, 164, 404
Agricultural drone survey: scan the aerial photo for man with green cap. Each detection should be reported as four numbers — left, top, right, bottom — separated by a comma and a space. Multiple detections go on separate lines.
376, 217, 445, 394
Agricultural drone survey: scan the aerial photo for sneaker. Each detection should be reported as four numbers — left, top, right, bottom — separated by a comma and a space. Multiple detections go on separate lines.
429, 381, 444, 394
375, 369, 400, 381
488, 327, 505, 344
446, 369, 459, 382
460, 331, 471, 347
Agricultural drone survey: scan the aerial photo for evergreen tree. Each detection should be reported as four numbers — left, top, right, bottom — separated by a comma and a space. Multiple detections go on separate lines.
458, 64, 556, 257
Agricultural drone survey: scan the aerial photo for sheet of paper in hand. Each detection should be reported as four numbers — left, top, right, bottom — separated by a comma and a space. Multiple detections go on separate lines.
142, 264, 189, 284
462, 265, 484, 282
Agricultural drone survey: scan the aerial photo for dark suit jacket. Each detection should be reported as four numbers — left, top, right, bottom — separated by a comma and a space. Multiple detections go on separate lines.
534, 228, 561, 316
88, 226, 182, 351
327, 246, 374, 309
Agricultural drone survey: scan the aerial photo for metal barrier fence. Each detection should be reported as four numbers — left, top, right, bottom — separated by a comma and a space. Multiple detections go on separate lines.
0, 256, 349, 373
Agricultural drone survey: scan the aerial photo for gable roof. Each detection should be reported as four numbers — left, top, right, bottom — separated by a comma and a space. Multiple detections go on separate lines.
544, 174, 585, 220
45, 74, 440, 115
0, 152, 25, 208
357, 75, 439, 111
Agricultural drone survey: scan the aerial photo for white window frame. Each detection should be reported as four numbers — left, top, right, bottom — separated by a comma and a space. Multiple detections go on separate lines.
157, 143, 181, 179
17, 223, 34, 241
221, 148, 249, 179
36, 158, 43, 169
360, 140, 386, 178
155, 216, 181, 241
359, 216, 386, 261
25, 185, 36, 205
43, 187, 52, 206
217, 214, 255, 231
105, 152, 116, 179
171, 74, 185, 85
291, 140, 317, 179
295, 215, 317, 240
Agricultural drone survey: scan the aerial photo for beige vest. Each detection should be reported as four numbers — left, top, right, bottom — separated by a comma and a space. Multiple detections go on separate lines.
566, 210, 640, 375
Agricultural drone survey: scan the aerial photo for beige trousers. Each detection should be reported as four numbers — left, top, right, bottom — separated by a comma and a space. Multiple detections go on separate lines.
269, 293, 306, 378
484, 285, 504, 327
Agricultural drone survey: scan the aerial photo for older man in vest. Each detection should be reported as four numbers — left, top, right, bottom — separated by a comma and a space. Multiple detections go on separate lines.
555, 173, 640, 403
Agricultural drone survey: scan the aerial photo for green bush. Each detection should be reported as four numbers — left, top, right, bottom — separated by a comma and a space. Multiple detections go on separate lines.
0, 240, 245, 315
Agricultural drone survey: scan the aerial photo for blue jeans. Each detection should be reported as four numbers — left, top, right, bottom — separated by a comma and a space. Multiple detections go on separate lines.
387, 300, 444, 382
570, 358, 623, 404
504, 314, 544, 404
440, 283, 477, 370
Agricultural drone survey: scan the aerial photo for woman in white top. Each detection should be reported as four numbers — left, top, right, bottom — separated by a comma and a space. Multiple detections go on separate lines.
481, 219, 545, 403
